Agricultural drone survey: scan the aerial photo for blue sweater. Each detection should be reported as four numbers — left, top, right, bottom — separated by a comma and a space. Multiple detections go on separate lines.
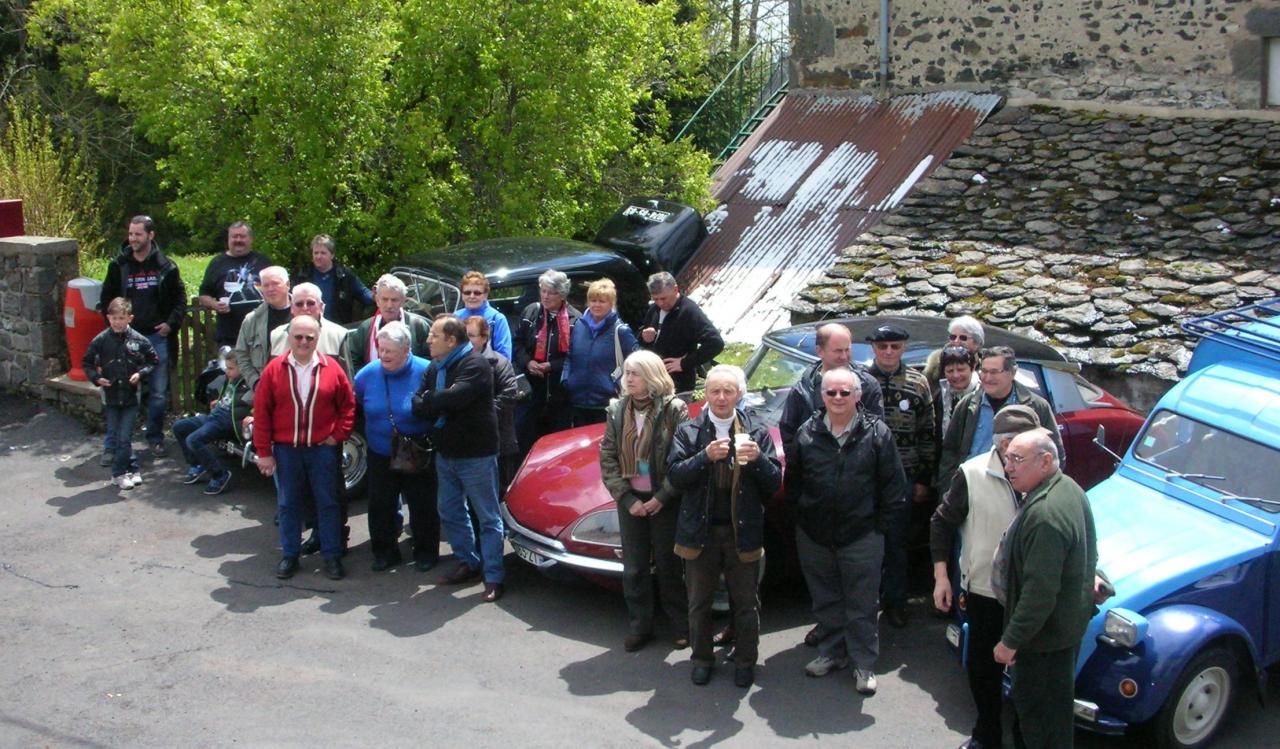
353, 355, 432, 457
561, 311, 638, 409
455, 302, 512, 360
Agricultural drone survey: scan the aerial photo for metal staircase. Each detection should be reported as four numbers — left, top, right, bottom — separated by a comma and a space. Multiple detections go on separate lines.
675, 39, 790, 164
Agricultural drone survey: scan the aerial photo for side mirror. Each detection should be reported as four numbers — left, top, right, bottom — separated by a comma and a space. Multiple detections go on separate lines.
1093, 425, 1122, 465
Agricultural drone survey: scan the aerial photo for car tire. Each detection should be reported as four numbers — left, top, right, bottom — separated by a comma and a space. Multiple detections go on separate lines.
1149, 646, 1238, 749
341, 431, 368, 501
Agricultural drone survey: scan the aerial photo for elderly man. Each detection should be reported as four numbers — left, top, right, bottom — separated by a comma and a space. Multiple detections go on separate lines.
253, 315, 356, 581
269, 282, 349, 368
866, 323, 935, 629
99, 214, 186, 457
637, 271, 724, 393
786, 368, 906, 696
669, 364, 782, 688
779, 323, 884, 454
294, 234, 373, 325
513, 269, 582, 449
930, 404, 1043, 749
454, 271, 512, 360
412, 314, 506, 602
923, 315, 985, 386
233, 265, 291, 389
939, 345, 1062, 491
994, 428, 1099, 749
198, 221, 272, 347
345, 273, 431, 371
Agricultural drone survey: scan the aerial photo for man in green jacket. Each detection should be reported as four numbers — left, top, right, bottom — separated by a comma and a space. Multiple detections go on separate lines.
994, 428, 1098, 749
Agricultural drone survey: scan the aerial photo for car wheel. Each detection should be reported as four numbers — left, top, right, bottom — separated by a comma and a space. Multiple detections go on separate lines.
342, 431, 368, 500
1150, 647, 1238, 749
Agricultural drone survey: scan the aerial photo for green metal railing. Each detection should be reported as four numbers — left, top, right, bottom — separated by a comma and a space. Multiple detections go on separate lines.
675, 39, 790, 164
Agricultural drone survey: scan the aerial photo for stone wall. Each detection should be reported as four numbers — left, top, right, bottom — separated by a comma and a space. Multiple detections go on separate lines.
792, 0, 1278, 109
870, 104, 1280, 266
0, 237, 78, 395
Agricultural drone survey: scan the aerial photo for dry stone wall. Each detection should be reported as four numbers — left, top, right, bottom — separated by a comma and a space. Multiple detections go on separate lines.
0, 237, 78, 394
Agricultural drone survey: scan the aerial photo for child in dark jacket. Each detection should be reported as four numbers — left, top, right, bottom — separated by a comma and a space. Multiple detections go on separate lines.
82, 297, 159, 489
172, 351, 252, 495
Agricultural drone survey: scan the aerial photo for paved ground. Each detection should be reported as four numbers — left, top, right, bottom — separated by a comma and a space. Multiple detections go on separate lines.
2, 395, 1277, 748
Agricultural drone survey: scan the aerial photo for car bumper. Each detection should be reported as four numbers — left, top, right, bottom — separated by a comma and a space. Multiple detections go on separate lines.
501, 503, 623, 577
1073, 700, 1128, 735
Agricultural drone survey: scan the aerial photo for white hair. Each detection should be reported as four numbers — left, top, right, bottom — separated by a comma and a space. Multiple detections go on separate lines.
820, 367, 862, 394
375, 273, 407, 297
950, 315, 984, 346
704, 364, 747, 394
260, 266, 289, 284
291, 282, 321, 300
376, 320, 411, 350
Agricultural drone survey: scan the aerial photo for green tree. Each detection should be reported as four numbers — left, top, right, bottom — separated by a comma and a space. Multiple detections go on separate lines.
31, 0, 713, 273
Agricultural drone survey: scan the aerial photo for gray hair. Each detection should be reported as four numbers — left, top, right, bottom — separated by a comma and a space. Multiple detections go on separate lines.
950, 315, 984, 346
646, 271, 678, 294
538, 269, 570, 297
820, 367, 862, 394
228, 220, 252, 236
310, 234, 335, 253
704, 364, 747, 395
375, 273, 407, 297
291, 282, 322, 301
376, 320, 412, 350
260, 266, 289, 284
1028, 428, 1060, 469
979, 345, 1018, 372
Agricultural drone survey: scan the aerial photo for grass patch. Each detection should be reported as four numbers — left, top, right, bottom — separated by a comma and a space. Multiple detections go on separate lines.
78, 252, 215, 289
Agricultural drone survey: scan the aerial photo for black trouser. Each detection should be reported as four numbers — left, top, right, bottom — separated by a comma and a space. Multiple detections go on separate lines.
570, 406, 608, 428
516, 377, 570, 455
617, 499, 687, 638
965, 592, 1006, 748
1011, 645, 1079, 749
687, 525, 760, 667
367, 452, 439, 564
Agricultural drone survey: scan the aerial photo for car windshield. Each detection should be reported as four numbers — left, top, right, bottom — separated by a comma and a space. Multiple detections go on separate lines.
1133, 410, 1280, 512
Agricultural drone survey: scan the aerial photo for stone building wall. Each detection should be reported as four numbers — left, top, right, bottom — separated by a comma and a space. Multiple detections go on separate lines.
0, 237, 78, 395
792, 0, 1279, 109
870, 104, 1280, 265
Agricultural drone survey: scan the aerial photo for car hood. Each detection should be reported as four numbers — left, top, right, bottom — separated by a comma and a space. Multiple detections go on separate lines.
505, 424, 612, 540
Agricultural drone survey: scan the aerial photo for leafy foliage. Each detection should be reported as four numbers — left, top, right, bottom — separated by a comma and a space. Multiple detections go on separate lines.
30, 0, 713, 273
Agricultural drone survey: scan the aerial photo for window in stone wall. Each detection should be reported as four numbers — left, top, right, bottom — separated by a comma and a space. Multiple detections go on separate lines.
1267, 37, 1280, 108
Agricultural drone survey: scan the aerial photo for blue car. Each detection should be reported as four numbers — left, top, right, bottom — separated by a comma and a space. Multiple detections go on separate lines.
1072, 300, 1280, 748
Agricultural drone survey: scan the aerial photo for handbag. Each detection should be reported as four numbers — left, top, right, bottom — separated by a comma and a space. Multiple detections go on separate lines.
610, 323, 624, 385
384, 375, 431, 474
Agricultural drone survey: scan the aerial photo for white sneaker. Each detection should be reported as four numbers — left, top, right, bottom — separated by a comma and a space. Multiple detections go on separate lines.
129, 471, 143, 485
854, 668, 877, 695
805, 655, 848, 677
114, 474, 135, 490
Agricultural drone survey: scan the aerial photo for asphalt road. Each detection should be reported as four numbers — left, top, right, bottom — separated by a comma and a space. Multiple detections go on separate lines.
2, 395, 1277, 748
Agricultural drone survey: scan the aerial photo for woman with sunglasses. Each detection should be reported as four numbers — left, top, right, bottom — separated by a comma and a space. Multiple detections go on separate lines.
922, 315, 985, 387
454, 271, 513, 360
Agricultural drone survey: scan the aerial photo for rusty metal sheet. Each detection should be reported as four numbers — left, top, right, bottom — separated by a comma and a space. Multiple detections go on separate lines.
681, 90, 1004, 342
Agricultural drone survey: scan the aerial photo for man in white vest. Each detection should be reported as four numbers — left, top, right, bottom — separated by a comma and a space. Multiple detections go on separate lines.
928, 404, 1041, 749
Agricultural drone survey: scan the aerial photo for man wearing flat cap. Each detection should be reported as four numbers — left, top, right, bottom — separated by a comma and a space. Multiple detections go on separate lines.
929, 404, 1041, 749
866, 323, 934, 628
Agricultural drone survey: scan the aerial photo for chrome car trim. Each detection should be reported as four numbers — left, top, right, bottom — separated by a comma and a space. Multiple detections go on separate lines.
501, 503, 566, 551
502, 504, 625, 576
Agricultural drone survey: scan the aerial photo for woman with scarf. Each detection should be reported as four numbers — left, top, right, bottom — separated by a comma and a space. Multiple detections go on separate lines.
599, 350, 690, 652
561, 278, 638, 427
513, 269, 582, 450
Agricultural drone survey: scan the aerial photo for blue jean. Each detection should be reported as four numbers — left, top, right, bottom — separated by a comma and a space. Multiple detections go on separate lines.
144, 334, 169, 444
104, 403, 140, 478
275, 444, 343, 559
172, 406, 233, 475
435, 453, 505, 583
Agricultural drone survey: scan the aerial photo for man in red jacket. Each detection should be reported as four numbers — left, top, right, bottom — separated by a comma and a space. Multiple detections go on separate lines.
253, 315, 356, 580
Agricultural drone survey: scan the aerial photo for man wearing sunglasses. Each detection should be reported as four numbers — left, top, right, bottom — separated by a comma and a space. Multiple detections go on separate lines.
866, 323, 935, 629
786, 367, 906, 697
253, 314, 356, 581
267, 282, 351, 374
779, 323, 884, 457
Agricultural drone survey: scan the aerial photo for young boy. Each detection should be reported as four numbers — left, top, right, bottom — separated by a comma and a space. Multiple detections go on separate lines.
172, 351, 252, 495
83, 297, 160, 490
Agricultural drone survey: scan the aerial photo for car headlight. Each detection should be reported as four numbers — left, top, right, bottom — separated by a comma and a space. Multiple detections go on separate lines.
1101, 608, 1148, 649
569, 510, 622, 548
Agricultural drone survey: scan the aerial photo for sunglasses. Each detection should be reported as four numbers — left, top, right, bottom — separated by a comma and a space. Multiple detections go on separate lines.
823, 388, 853, 397
949, 333, 971, 341
461, 289, 486, 296
292, 334, 317, 342
292, 299, 319, 307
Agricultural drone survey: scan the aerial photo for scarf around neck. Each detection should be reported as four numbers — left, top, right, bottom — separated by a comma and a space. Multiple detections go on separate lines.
535, 304, 572, 361
619, 395, 657, 479
432, 341, 474, 429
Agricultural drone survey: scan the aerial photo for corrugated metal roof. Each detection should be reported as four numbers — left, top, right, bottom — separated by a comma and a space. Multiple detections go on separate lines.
679, 90, 1004, 342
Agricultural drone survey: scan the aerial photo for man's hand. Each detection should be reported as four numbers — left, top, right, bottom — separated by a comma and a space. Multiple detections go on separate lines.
640, 327, 658, 344
97, 378, 111, 387
641, 498, 662, 516
662, 356, 683, 374
257, 455, 276, 477
993, 642, 1017, 665
1094, 574, 1115, 604
736, 439, 760, 464
705, 437, 731, 462
321, 436, 338, 446
912, 483, 932, 503
212, 300, 230, 313
932, 564, 953, 612
155, 322, 171, 336
527, 360, 548, 377
241, 415, 254, 430
209, 400, 218, 411
128, 373, 141, 385
628, 501, 649, 517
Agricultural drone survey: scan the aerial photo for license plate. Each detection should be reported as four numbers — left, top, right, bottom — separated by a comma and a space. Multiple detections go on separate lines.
945, 624, 961, 648
515, 545, 547, 566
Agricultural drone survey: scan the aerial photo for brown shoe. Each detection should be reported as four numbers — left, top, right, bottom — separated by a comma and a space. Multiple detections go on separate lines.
482, 582, 504, 602
803, 624, 821, 647
441, 563, 482, 585
624, 633, 653, 652
672, 635, 689, 649
714, 627, 736, 646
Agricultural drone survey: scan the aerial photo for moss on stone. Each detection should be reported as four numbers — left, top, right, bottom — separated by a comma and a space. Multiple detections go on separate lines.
1159, 293, 1200, 306
957, 264, 994, 278
1129, 311, 1156, 325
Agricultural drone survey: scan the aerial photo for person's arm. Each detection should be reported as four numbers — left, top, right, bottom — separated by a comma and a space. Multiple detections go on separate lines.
783, 434, 806, 510
232, 314, 261, 390
99, 261, 120, 320
252, 365, 277, 458
135, 335, 159, 377
512, 306, 534, 373
652, 399, 690, 506
745, 426, 783, 494
489, 313, 513, 360
929, 471, 970, 565
915, 384, 936, 487
163, 266, 187, 333
619, 324, 639, 357
937, 397, 968, 491
350, 270, 374, 308
874, 424, 908, 534
778, 387, 807, 455
1000, 521, 1069, 651
427, 356, 489, 414
598, 405, 640, 510
682, 305, 724, 370
330, 367, 356, 443
665, 420, 708, 490
197, 260, 227, 313
82, 336, 104, 384
493, 356, 519, 409
858, 371, 885, 418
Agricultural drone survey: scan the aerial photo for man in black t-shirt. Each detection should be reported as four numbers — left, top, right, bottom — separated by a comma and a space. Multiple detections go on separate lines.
637, 272, 724, 393
197, 221, 272, 346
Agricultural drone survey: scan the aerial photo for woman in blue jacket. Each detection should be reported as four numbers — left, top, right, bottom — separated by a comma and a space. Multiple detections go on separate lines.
561, 278, 638, 427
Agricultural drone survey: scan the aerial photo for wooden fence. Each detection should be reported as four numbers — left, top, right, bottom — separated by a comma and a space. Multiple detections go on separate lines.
169, 303, 220, 415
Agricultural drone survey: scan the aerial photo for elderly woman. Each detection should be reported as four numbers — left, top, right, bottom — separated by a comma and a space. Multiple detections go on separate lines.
352, 320, 439, 572
514, 269, 582, 449
454, 270, 512, 359
934, 345, 979, 447
668, 364, 782, 688
923, 315, 985, 386
464, 316, 520, 494
599, 350, 689, 652
562, 278, 638, 427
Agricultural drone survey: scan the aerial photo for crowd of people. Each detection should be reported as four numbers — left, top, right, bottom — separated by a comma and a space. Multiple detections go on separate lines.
83, 214, 1108, 748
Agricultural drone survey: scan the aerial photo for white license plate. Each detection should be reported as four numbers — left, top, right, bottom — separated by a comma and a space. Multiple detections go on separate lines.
945, 624, 961, 648
515, 545, 547, 566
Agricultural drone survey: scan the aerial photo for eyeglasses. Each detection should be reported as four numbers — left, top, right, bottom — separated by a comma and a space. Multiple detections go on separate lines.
291, 334, 317, 342
949, 333, 971, 342
873, 342, 905, 350
292, 299, 319, 307
823, 388, 853, 398
1005, 451, 1045, 465
461, 289, 486, 296
978, 367, 1011, 377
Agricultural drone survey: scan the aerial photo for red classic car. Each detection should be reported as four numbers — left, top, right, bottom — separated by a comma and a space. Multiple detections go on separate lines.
501, 315, 1146, 586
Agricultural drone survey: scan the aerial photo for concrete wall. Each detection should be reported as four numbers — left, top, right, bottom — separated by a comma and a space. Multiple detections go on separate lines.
0, 237, 78, 394
792, 0, 1280, 109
